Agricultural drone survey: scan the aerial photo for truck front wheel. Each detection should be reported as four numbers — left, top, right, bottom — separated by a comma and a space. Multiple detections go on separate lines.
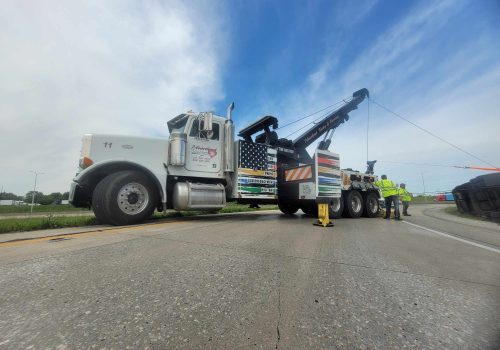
92, 170, 158, 225
278, 202, 299, 215
343, 190, 363, 218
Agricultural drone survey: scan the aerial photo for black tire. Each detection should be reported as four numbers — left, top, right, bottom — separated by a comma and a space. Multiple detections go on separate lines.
342, 190, 364, 218
329, 197, 344, 219
92, 174, 116, 224
301, 203, 318, 217
92, 170, 159, 226
363, 192, 380, 218
278, 202, 299, 215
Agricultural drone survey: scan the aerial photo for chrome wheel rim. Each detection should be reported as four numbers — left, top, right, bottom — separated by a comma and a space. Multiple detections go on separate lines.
117, 182, 149, 215
351, 196, 362, 213
368, 197, 378, 213
331, 198, 341, 212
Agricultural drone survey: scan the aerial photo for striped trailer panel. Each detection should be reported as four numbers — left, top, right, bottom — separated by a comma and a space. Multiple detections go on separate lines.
315, 150, 341, 199
284, 165, 313, 182
316, 156, 340, 167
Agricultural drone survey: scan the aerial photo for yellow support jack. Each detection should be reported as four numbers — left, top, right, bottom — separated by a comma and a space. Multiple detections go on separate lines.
314, 203, 334, 227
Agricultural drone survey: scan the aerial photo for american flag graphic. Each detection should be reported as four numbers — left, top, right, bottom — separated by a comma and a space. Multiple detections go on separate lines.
237, 141, 277, 197
239, 142, 275, 170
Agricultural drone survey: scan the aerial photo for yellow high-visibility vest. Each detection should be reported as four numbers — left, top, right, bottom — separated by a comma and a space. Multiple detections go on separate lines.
374, 179, 398, 197
399, 188, 412, 202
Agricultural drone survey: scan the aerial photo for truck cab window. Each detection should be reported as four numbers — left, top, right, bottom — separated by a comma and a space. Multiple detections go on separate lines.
189, 119, 220, 140
167, 114, 189, 133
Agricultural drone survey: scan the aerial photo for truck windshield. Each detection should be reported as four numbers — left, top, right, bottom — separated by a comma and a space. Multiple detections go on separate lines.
189, 119, 220, 140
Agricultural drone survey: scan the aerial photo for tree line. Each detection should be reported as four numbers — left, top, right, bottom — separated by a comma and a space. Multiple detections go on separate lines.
0, 191, 70, 205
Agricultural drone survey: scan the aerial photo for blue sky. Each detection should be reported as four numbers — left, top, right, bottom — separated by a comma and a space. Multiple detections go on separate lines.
1, 0, 499, 195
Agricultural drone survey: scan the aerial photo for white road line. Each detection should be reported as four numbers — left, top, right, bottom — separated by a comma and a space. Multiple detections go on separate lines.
403, 221, 500, 254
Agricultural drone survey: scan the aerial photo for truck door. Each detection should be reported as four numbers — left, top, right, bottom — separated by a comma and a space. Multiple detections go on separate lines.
185, 118, 222, 173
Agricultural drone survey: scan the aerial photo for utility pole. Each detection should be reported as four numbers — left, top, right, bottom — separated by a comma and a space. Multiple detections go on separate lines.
421, 172, 426, 197
29, 170, 44, 214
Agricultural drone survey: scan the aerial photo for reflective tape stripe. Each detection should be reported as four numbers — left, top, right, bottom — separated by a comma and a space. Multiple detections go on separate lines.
285, 166, 312, 182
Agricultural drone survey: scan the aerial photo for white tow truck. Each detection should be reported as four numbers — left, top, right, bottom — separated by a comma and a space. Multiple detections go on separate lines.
70, 89, 380, 225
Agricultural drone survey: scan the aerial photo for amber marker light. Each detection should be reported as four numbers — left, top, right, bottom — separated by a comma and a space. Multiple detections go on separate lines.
79, 157, 94, 169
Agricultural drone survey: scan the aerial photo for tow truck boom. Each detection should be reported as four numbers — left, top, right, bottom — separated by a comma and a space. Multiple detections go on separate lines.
292, 88, 369, 149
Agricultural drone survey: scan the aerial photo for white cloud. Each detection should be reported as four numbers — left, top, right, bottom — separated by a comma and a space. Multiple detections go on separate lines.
0, 0, 227, 195
266, 0, 500, 193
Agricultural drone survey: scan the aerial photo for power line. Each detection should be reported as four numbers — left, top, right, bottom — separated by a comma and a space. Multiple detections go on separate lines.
378, 160, 500, 172
283, 106, 338, 139
379, 160, 470, 169
370, 99, 500, 170
278, 98, 349, 130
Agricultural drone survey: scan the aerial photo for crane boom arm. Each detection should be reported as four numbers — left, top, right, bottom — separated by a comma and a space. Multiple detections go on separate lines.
292, 88, 369, 149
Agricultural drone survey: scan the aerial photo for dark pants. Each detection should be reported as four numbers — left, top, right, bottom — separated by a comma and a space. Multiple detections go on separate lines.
384, 195, 400, 219
403, 201, 410, 215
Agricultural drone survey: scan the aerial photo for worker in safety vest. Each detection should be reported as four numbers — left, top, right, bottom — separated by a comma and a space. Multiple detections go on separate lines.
374, 175, 401, 220
399, 183, 412, 216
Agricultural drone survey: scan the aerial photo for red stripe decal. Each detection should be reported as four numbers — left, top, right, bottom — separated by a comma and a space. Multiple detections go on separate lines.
318, 157, 338, 165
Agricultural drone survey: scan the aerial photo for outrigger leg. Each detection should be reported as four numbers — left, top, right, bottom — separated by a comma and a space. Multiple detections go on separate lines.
314, 202, 334, 227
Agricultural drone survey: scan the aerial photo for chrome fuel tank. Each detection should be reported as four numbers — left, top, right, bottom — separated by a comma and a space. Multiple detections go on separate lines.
173, 182, 226, 211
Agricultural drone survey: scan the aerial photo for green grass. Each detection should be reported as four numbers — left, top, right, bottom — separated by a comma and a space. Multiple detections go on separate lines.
221, 202, 277, 213
0, 215, 97, 234
443, 206, 488, 221
412, 196, 437, 204
0, 204, 88, 214
0, 203, 278, 234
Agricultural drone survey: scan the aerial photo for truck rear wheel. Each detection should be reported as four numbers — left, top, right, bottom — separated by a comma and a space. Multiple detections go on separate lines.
343, 190, 363, 218
363, 192, 380, 218
92, 170, 158, 226
279, 202, 299, 215
301, 203, 318, 217
329, 198, 344, 219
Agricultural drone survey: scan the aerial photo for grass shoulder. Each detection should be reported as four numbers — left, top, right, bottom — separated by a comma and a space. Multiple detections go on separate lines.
0, 216, 97, 234
0, 204, 89, 214
0, 203, 278, 234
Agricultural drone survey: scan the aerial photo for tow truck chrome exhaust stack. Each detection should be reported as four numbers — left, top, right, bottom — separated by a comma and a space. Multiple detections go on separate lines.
224, 102, 235, 172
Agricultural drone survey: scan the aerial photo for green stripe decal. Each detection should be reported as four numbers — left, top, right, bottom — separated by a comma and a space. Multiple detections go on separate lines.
318, 186, 339, 192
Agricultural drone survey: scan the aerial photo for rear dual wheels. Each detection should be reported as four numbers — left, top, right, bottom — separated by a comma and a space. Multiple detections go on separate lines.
92, 170, 158, 225
300, 198, 343, 218
280, 191, 379, 219
343, 191, 364, 218
278, 202, 299, 215
329, 198, 344, 219
363, 192, 380, 218
301, 203, 318, 217
342, 190, 380, 218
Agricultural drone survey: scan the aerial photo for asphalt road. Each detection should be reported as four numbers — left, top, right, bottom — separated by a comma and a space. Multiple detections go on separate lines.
0, 204, 499, 349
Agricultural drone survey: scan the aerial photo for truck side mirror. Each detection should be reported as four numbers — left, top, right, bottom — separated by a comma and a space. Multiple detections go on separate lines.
201, 112, 214, 139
